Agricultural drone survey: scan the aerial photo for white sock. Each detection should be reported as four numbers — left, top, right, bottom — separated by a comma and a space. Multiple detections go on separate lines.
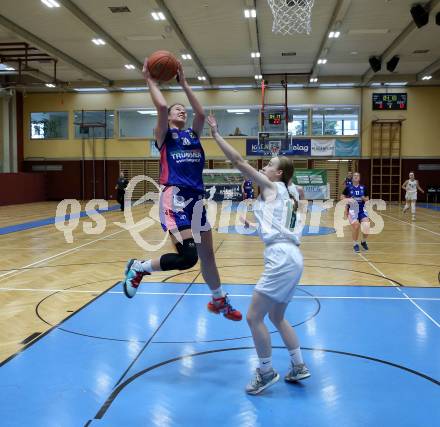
259, 357, 272, 373
353, 240, 358, 246
289, 347, 304, 366
212, 286, 225, 299
140, 260, 154, 273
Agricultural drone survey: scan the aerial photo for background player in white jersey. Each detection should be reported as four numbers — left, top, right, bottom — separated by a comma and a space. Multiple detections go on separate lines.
402, 172, 424, 221
207, 115, 310, 395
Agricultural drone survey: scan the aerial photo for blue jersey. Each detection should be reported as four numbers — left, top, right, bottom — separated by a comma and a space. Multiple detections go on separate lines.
243, 180, 253, 192
157, 128, 205, 193
343, 184, 368, 209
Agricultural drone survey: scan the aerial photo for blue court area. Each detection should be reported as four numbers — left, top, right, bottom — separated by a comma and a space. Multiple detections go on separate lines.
0, 204, 120, 236
0, 282, 439, 427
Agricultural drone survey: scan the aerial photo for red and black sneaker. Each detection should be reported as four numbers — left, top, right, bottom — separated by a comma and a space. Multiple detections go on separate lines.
207, 294, 242, 321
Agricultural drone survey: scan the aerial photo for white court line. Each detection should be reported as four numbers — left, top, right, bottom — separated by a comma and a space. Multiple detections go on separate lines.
382, 212, 440, 237
0, 227, 127, 283
358, 253, 440, 328
0, 287, 439, 301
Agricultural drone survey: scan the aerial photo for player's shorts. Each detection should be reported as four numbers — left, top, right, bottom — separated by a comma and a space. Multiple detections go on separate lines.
255, 241, 303, 304
348, 206, 369, 223
243, 191, 254, 200
159, 186, 209, 232
405, 192, 417, 201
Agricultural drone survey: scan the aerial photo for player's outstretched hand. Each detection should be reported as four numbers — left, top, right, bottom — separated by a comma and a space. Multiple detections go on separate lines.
207, 115, 219, 135
176, 61, 187, 86
142, 58, 153, 81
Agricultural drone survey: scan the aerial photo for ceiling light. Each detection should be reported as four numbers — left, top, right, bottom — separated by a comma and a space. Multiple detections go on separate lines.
124, 64, 135, 70
384, 82, 407, 86
328, 31, 340, 38
41, 0, 60, 8
317, 59, 327, 65
309, 78, 318, 83
244, 9, 256, 18
370, 83, 382, 86
74, 88, 108, 92
251, 52, 261, 58
120, 87, 147, 91
45, 83, 56, 88
197, 76, 206, 81
181, 54, 192, 60
92, 38, 106, 45
227, 109, 250, 113
137, 110, 157, 115
254, 74, 263, 80
422, 75, 432, 80
151, 11, 166, 21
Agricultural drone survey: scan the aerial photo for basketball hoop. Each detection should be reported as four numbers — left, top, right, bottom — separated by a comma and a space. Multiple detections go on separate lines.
270, 141, 282, 157
267, 0, 315, 35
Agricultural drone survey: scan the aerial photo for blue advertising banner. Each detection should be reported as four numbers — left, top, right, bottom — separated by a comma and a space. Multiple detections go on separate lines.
246, 138, 312, 156
335, 138, 361, 157
290, 139, 311, 156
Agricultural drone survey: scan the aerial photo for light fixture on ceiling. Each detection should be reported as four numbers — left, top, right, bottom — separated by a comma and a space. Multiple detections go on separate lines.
254, 75, 263, 80
0, 64, 15, 71
369, 56, 382, 72
181, 54, 192, 60
120, 87, 148, 91
137, 110, 157, 115
251, 52, 261, 58
422, 75, 432, 80
227, 109, 250, 113
45, 83, 56, 88
410, 4, 429, 28
384, 82, 407, 86
328, 31, 340, 38
244, 9, 257, 18
309, 77, 318, 83
74, 88, 108, 92
151, 11, 166, 21
124, 64, 135, 70
92, 38, 106, 45
41, 0, 60, 8
386, 55, 400, 72
197, 76, 207, 81
317, 59, 327, 64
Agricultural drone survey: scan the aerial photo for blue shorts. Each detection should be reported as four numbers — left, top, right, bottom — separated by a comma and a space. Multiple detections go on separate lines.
243, 191, 254, 200
348, 207, 369, 223
159, 186, 208, 232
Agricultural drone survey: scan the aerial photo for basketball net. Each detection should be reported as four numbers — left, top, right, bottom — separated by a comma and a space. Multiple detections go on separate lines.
267, 0, 315, 35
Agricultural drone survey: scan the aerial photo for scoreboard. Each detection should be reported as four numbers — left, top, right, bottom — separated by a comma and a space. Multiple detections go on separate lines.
268, 112, 283, 125
373, 93, 407, 110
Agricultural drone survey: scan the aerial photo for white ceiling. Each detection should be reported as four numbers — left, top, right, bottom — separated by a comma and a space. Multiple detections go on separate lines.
0, 0, 439, 89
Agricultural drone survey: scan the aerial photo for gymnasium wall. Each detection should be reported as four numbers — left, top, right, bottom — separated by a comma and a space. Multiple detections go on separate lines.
0, 173, 47, 206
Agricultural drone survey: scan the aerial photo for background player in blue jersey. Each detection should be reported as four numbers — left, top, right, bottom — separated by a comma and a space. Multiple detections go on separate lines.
342, 172, 370, 253
121, 59, 241, 322
242, 178, 254, 211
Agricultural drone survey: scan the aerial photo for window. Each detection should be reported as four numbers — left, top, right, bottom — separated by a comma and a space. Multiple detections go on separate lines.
312, 106, 359, 136
288, 108, 309, 136
212, 107, 259, 137
74, 110, 114, 138
30, 112, 68, 139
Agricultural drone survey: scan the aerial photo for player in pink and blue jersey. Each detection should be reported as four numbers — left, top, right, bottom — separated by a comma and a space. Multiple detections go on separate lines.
120, 59, 241, 322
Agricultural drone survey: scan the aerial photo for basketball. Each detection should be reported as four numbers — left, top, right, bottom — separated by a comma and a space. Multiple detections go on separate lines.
147, 50, 179, 82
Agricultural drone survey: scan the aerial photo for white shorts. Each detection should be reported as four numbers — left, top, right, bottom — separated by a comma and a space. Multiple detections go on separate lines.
255, 241, 303, 304
405, 193, 417, 201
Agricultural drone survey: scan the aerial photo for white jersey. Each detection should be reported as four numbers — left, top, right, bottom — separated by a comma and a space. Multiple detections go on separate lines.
253, 182, 301, 246
405, 179, 418, 200
405, 180, 418, 194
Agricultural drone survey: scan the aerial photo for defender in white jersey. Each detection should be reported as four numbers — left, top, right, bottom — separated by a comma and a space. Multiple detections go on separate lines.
402, 172, 424, 220
207, 115, 310, 395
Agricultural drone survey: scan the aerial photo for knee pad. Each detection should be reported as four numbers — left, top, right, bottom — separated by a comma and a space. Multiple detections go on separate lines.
160, 238, 198, 271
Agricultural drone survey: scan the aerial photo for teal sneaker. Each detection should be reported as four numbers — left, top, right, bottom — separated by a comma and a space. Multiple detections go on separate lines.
123, 259, 149, 298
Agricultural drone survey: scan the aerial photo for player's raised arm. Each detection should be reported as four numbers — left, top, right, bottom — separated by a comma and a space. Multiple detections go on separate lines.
207, 115, 276, 199
142, 58, 168, 148
176, 63, 205, 136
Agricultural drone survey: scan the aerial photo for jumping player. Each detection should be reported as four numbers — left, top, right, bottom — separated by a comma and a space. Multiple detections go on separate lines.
402, 172, 424, 221
120, 60, 242, 322
342, 172, 370, 253
208, 115, 310, 395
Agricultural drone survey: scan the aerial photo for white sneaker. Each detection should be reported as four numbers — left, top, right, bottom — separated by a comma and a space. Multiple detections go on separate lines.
285, 363, 311, 382
246, 368, 279, 395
